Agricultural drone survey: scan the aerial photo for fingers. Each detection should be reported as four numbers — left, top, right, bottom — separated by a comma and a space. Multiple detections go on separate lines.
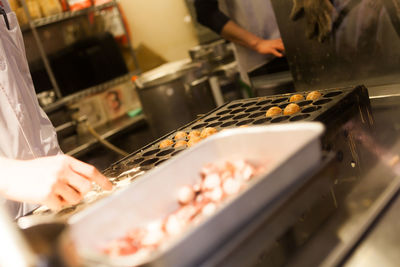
67, 156, 113, 191
271, 49, 284, 57
55, 182, 82, 205
63, 170, 93, 196
44, 193, 65, 211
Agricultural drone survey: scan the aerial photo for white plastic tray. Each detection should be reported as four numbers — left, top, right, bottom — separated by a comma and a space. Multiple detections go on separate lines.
68, 122, 324, 267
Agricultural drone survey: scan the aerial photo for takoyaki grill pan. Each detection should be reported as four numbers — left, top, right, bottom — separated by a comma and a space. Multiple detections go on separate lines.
104, 85, 371, 180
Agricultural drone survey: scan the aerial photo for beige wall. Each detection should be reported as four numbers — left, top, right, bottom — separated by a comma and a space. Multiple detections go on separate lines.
119, 0, 199, 62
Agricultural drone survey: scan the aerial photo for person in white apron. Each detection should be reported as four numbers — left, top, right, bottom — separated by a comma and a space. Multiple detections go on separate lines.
194, 0, 285, 85
0, 0, 112, 218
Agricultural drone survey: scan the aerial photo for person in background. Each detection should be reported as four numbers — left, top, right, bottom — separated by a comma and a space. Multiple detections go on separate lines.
194, 0, 286, 86
0, 0, 112, 218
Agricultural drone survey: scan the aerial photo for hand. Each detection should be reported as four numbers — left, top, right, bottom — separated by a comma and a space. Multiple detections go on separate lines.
290, 0, 335, 42
254, 38, 285, 57
0, 155, 113, 210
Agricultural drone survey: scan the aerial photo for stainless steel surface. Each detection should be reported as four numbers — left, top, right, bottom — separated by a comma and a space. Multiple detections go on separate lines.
60, 114, 146, 157
189, 40, 233, 63
67, 123, 323, 267
271, 0, 400, 91
136, 60, 216, 137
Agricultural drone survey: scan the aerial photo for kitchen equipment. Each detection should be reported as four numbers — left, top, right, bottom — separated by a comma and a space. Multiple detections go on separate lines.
101, 85, 370, 178
30, 85, 371, 220
135, 60, 216, 138
67, 122, 324, 267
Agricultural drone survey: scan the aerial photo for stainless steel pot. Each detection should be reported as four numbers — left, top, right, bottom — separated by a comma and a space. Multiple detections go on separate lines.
135, 60, 216, 137
189, 39, 233, 64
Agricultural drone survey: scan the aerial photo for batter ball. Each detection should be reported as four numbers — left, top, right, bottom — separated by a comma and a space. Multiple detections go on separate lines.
289, 94, 304, 102
266, 106, 282, 117
306, 91, 322, 101
159, 139, 174, 149
188, 130, 201, 139
187, 136, 202, 147
283, 103, 301, 115
174, 140, 187, 148
174, 131, 187, 140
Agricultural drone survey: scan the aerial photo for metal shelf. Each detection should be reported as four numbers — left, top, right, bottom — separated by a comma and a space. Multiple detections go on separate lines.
43, 71, 139, 113
32, 1, 116, 28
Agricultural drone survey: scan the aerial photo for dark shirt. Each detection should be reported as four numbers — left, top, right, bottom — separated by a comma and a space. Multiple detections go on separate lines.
194, 0, 230, 34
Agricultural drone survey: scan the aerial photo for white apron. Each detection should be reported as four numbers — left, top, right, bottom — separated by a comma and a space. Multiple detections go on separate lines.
0, 1, 62, 218
219, 0, 281, 84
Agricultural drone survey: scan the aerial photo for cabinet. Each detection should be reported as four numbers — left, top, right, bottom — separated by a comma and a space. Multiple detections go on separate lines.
17, 0, 141, 111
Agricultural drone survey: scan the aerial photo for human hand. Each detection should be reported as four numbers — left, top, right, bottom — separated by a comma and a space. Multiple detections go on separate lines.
290, 0, 335, 42
0, 155, 113, 210
254, 38, 285, 57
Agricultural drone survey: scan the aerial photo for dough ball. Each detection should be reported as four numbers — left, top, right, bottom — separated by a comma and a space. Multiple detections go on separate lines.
159, 139, 174, 149
266, 106, 282, 117
188, 130, 201, 139
306, 91, 322, 101
200, 127, 218, 139
289, 94, 304, 102
187, 136, 202, 147
283, 103, 301, 115
174, 131, 187, 140
174, 140, 187, 148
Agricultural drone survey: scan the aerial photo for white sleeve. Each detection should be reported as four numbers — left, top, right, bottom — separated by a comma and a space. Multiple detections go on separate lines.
0, 0, 11, 13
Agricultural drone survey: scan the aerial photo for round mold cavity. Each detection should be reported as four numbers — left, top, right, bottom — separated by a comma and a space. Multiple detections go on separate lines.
271, 116, 290, 123
230, 108, 246, 114
253, 118, 271, 125
248, 112, 265, 119
297, 100, 313, 107
256, 99, 272, 106
221, 121, 238, 127
245, 106, 261, 113
140, 158, 159, 167
272, 98, 288, 104
302, 106, 321, 113
237, 119, 255, 126
192, 123, 209, 129
172, 150, 184, 157
242, 101, 257, 108
227, 103, 242, 109
208, 121, 223, 128
261, 105, 275, 111
219, 115, 234, 121
143, 149, 160, 157
233, 113, 249, 120
204, 116, 220, 123
132, 157, 145, 164
216, 110, 230, 116
313, 98, 332, 105
324, 91, 343, 98
156, 149, 175, 157
290, 114, 311, 122
155, 159, 168, 166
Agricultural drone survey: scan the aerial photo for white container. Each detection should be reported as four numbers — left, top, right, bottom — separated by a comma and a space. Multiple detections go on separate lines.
68, 122, 324, 267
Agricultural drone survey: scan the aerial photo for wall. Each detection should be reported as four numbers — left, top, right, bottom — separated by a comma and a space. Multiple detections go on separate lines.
119, 0, 199, 63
